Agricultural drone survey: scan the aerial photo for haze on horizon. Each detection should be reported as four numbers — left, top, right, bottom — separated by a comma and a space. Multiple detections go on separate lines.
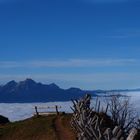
0, 0, 140, 90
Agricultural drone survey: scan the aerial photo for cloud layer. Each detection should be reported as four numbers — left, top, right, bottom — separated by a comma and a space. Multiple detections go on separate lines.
0, 58, 139, 89
0, 58, 136, 68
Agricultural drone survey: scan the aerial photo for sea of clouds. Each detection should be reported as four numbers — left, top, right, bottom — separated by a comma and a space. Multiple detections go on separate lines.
0, 91, 140, 122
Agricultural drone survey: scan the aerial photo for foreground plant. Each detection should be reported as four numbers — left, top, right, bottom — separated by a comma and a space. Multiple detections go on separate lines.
71, 94, 138, 140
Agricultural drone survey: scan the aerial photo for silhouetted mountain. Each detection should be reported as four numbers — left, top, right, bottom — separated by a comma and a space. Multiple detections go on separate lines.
1, 80, 17, 92
0, 79, 93, 103
0, 79, 138, 103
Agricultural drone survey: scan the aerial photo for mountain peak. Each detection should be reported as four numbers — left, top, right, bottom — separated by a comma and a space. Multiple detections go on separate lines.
25, 78, 36, 84
6, 80, 17, 87
0, 78, 88, 102
19, 79, 36, 85
17, 79, 37, 89
1, 80, 18, 93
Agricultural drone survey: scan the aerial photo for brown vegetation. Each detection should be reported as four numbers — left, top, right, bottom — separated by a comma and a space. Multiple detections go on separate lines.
71, 94, 139, 140
0, 114, 76, 140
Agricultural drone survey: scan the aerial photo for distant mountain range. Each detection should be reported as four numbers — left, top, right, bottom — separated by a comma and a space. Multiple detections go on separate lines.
0, 79, 95, 103
0, 79, 139, 103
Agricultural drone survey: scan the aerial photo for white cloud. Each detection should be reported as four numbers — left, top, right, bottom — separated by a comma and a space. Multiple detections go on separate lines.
0, 58, 137, 68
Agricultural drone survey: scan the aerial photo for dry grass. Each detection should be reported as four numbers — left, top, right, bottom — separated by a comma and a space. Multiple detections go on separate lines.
0, 114, 75, 140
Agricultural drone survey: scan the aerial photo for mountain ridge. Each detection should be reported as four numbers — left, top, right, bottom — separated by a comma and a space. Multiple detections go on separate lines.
0, 79, 91, 103
0, 78, 139, 103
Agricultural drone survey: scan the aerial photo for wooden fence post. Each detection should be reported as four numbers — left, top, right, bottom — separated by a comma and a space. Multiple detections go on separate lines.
35, 106, 39, 117
55, 105, 59, 115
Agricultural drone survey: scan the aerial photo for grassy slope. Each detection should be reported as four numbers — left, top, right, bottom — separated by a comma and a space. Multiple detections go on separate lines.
0, 114, 76, 140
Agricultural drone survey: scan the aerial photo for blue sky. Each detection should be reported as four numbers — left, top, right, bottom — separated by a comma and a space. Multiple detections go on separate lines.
0, 0, 140, 89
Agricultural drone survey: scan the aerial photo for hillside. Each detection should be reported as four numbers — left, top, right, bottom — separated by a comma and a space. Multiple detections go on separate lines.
0, 114, 76, 140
